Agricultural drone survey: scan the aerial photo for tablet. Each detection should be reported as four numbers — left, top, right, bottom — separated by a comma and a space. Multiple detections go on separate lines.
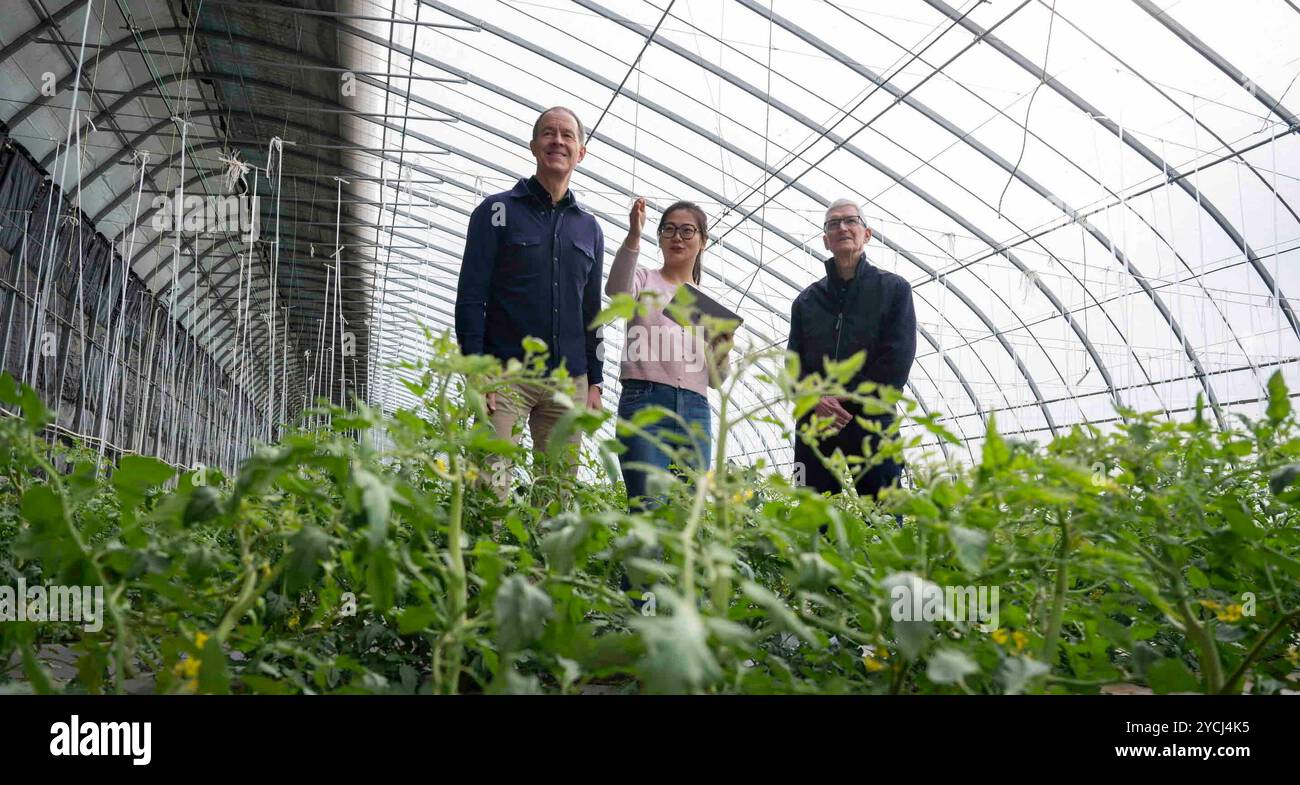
667, 282, 744, 330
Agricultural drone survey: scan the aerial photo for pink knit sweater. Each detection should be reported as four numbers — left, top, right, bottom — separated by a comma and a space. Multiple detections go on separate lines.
605, 243, 728, 397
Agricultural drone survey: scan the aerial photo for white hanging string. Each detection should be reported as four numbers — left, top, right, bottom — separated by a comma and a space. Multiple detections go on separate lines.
96, 148, 149, 470
1271, 124, 1282, 368
266, 136, 289, 442
331, 175, 348, 419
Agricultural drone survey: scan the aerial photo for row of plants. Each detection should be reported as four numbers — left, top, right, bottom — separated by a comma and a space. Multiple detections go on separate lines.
1, 325, 1298, 694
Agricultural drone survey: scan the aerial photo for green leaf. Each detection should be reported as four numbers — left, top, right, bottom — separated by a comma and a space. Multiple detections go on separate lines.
792, 393, 819, 423
354, 467, 392, 547
14, 485, 80, 577
998, 655, 1050, 695
539, 515, 590, 574
1146, 658, 1200, 694
824, 350, 865, 385
545, 408, 582, 461
285, 524, 332, 593
20, 645, 56, 694
1266, 370, 1290, 424
926, 648, 978, 685
112, 456, 175, 545
630, 405, 670, 428
397, 603, 438, 635
367, 546, 397, 612
1215, 497, 1261, 540
590, 294, 638, 329
630, 589, 722, 694
183, 485, 224, 527
197, 638, 231, 694
521, 336, 549, 355
1269, 464, 1300, 503
1259, 547, 1300, 579
898, 494, 940, 520
9, 377, 52, 430
114, 454, 176, 491
494, 574, 554, 652
740, 581, 820, 647
948, 525, 989, 572
982, 415, 1010, 471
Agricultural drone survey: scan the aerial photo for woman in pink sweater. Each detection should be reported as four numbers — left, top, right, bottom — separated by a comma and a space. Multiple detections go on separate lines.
605, 198, 731, 512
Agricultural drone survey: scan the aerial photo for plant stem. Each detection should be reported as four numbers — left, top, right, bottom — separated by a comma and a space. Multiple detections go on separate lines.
443, 457, 467, 694
1041, 509, 1071, 668
682, 466, 710, 607
1218, 607, 1300, 694
710, 393, 731, 615
1175, 595, 1223, 693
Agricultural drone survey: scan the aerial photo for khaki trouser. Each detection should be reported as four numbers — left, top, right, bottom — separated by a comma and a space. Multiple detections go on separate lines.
486, 375, 588, 502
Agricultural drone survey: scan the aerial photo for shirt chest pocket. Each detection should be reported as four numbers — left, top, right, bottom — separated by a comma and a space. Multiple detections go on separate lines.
499, 229, 541, 278
569, 237, 596, 279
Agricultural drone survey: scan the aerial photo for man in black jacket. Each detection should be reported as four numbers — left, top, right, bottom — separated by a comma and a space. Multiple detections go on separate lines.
787, 199, 917, 499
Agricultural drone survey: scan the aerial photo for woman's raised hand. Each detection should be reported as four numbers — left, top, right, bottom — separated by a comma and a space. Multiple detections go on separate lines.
626, 197, 646, 248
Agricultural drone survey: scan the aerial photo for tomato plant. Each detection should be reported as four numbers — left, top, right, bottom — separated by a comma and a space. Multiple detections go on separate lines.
1, 329, 1297, 695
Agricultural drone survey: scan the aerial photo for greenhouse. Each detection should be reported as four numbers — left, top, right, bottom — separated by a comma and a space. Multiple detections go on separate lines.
0, 0, 1297, 701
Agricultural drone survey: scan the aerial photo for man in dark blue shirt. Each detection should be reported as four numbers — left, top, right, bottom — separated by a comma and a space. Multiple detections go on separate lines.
455, 107, 604, 494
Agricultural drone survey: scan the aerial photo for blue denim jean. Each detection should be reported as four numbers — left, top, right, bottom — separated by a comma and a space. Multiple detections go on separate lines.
616, 379, 712, 607
616, 379, 712, 511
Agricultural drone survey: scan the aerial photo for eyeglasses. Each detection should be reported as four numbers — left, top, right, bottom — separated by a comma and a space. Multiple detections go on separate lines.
823, 215, 864, 233
658, 223, 699, 240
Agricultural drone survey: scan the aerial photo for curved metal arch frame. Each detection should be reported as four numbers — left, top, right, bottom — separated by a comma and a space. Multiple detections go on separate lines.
5, 1, 1274, 454
736, 0, 1216, 425
341, 10, 1013, 450
817, 0, 1296, 411
923, 0, 1300, 348
570, 0, 1198, 435
16, 17, 1031, 449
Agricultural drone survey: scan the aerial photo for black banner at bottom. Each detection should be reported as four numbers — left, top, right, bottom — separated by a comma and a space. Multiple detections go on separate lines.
0, 694, 1287, 773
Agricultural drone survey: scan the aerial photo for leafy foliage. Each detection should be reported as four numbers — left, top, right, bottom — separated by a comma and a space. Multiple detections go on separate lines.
1, 329, 1298, 695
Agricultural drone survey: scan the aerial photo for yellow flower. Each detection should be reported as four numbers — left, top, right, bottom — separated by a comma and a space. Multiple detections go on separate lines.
1198, 598, 1222, 611
991, 628, 1009, 645
863, 656, 886, 673
194, 632, 209, 649
1012, 631, 1029, 653
288, 611, 300, 629
172, 656, 201, 680
464, 466, 479, 482
1215, 604, 1243, 623
186, 678, 199, 692
435, 457, 449, 474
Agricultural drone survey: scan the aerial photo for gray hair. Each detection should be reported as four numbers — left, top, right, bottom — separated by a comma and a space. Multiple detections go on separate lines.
824, 198, 864, 222
533, 106, 586, 144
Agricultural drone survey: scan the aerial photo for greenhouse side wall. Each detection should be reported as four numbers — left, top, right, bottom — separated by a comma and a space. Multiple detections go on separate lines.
0, 129, 267, 474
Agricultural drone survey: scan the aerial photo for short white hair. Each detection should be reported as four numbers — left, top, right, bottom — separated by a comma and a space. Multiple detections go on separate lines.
824, 198, 866, 226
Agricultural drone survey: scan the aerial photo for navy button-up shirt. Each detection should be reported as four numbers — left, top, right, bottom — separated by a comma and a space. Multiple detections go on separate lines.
455, 176, 604, 386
